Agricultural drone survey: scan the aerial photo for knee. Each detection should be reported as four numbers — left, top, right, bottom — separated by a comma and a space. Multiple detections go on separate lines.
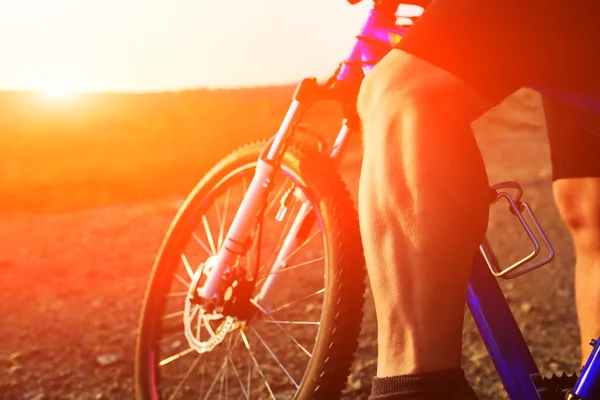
356, 55, 423, 133
356, 50, 489, 149
554, 180, 600, 252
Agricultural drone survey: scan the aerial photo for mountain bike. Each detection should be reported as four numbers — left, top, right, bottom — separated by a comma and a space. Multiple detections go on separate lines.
135, 1, 600, 399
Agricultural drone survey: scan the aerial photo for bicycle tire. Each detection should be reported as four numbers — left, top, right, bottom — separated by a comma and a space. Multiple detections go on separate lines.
135, 140, 366, 399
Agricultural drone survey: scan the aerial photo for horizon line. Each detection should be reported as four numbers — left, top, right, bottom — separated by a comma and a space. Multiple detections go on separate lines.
0, 81, 301, 96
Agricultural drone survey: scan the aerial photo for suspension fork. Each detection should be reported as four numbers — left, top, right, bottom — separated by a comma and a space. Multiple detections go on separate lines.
200, 79, 321, 305
253, 80, 359, 311
255, 122, 354, 311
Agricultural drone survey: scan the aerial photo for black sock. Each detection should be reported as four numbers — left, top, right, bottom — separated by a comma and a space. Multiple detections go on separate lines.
369, 368, 471, 399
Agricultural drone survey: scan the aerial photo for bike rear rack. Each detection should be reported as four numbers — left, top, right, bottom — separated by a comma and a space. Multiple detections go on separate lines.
480, 181, 555, 279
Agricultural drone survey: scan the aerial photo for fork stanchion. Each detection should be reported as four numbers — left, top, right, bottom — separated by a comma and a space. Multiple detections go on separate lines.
572, 338, 600, 399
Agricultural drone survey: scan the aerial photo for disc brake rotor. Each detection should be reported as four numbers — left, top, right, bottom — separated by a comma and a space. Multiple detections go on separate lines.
183, 257, 234, 353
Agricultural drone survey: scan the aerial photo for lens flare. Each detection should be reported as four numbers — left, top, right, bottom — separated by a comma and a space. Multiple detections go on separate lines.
40, 82, 74, 100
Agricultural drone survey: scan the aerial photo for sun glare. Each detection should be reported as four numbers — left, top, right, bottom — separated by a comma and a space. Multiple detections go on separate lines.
41, 83, 74, 100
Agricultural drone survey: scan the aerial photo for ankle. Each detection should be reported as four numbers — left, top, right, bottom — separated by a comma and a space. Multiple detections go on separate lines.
376, 332, 462, 377
369, 368, 478, 399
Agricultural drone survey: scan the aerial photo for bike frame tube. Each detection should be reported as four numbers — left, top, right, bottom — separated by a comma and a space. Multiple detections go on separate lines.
468, 252, 543, 400
337, 8, 408, 83
574, 338, 600, 398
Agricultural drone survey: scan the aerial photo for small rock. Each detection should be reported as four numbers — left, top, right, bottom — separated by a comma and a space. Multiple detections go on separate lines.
20, 390, 45, 400
10, 347, 40, 361
9, 364, 23, 375
349, 378, 363, 391
95, 354, 121, 367
53, 368, 72, 380
520, 302, 533, 313
469, 352, 488, 363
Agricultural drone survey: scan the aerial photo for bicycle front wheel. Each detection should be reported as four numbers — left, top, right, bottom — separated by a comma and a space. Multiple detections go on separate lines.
135, 140, 366, 399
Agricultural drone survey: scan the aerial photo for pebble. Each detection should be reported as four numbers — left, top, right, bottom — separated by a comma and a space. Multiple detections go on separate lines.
520, 302, 533, 313
9, 364, 23, 375
95, 354, 121, 367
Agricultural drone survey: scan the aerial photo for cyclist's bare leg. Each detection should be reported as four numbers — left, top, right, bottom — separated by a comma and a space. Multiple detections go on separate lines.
357, 49, 492, 377
553, 177, 600, 362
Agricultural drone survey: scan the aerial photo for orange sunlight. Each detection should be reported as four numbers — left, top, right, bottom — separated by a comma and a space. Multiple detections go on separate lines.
40, 82, 75, 101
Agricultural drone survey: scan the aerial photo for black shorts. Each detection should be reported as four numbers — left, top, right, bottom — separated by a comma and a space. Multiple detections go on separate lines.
395, 0, 600, 180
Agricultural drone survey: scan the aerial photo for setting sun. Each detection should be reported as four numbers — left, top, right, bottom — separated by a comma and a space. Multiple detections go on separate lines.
41, 83, 74, 100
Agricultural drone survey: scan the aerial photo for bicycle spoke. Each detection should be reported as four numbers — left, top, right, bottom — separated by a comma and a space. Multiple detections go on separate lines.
253, 320, 319, 326
202, 334, 242, 400
167, 291, 188, 298
173, 273, 189, 288
268, 289, 324, 314
249, 325, 299, 389
202, 215, 218, 255
227, 356, 249, 399
257, 202, 314, 281
256, 256, 324, 286
225, 334, 233, 399
227, 334, 245, 391
200, 343, 207, 396
192, 232, 213, 256
162, 310, 185, 321
219, 357, 225, 400
158, 330, 185, 345
280, 230, 320, 266
219, 334, 232, 400
180, 253, 194, 280
202, 357, 227, 400
247, 343, 252, 399
239, 329, 277, 400
159, 347, 195, 367
167, 354, 202, 400
164, 304, 198, 323
250, 300, 312, 358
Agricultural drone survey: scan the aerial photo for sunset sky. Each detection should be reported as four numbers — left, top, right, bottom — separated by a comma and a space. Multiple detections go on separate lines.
1, 0, 375, 93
